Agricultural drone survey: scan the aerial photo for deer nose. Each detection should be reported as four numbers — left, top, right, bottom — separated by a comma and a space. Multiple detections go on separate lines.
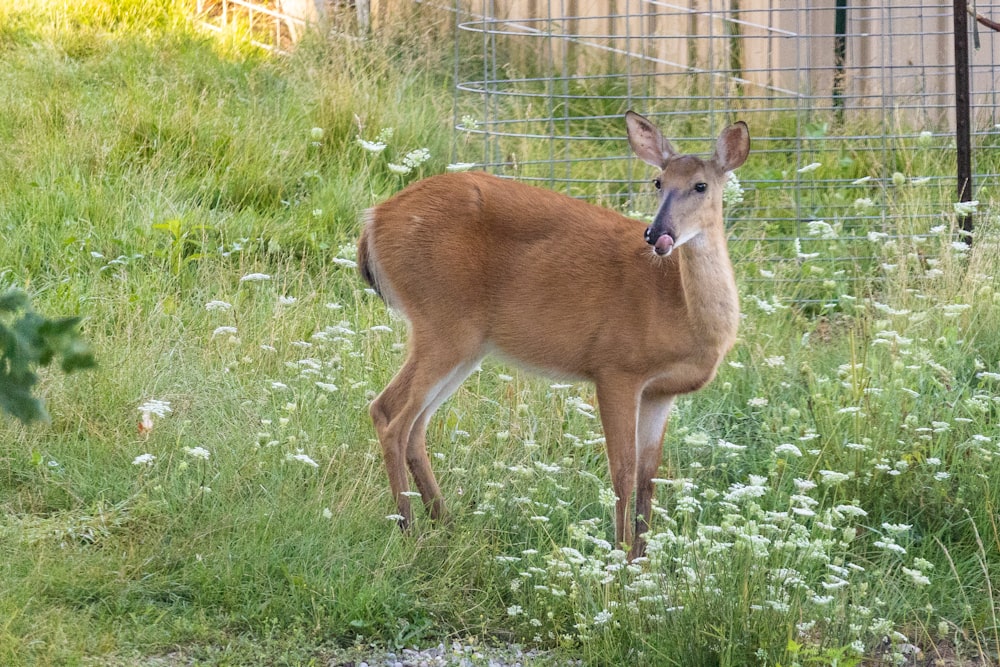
646, 229, 675, 255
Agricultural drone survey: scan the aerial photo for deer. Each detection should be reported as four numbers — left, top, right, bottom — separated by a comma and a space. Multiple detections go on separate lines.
357, 111, 749, 560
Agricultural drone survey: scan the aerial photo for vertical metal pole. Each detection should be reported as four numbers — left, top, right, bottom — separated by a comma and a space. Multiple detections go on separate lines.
953, 0, 974, 243
832, 0, 847, 118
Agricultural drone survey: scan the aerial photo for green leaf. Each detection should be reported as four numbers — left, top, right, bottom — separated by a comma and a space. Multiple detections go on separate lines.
0, 289, 29, 314
0, 291, 94, 424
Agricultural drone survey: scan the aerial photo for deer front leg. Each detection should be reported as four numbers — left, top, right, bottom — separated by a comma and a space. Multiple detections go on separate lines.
632, 392, 675, 559
596, 378, 642, 553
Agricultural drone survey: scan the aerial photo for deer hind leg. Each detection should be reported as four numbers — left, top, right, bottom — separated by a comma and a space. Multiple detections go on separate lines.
632, 392, 675, 559
369, 335, 482, 529
596, 378, 643, 553
404, 357, 482, 521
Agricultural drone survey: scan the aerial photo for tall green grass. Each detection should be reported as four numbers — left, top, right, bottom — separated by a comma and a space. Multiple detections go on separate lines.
1, 1, 998, 665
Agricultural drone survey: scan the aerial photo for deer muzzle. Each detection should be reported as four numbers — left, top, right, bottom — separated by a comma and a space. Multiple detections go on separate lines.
645, 194, 676, 256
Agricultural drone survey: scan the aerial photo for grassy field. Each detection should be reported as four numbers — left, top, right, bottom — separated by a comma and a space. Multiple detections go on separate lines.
2, 1, 999, 665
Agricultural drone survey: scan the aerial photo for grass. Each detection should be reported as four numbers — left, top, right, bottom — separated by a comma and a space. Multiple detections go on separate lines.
1, 1, 999, 665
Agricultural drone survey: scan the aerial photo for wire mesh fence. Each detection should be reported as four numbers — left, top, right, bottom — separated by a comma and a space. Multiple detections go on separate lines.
451, 1, 1000, 304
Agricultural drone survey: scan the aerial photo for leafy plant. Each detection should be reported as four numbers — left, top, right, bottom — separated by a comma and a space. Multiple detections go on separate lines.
152, 217, 214, 277
0, 290, 95, 423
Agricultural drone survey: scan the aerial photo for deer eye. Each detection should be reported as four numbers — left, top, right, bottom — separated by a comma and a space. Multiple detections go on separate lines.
652, 178, 662, 190
694, 182, 708, 193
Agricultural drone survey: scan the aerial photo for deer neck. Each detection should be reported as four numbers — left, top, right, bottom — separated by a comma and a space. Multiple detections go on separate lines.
674, 229, 739, 349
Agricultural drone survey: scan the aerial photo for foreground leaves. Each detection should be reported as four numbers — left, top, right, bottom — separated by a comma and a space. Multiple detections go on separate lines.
0, 289, 95, 423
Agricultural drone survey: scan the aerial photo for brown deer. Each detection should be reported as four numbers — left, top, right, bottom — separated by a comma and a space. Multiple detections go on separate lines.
358, 111, 749, 559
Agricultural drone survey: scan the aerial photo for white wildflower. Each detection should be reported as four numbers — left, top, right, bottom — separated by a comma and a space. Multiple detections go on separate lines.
239, 273, 271, 283
357, 138, 387, 153
277, 295, 297, 306
205, 300, 232, 311
387, 163, 411, 175
132, 453, 156, 466
882, 522, 912, 534
797, 162, 822, 173
834, 504, 868, 518
593, 609, 613, 625
793, 478, 818, 492
953, 200, 979, 216
716, 439, 746, 452
183, 446, 211, 460
794, 238, 820, 260
287, 452, 319, 468
212, 325, 238, 338
902, 566, 930, 586
723, 171, 744, 206
806, 220, 837, 239
774, 443, 802, 457
138, 399, 172, 418
402, 148, 431, 169
819, 470, 850, 485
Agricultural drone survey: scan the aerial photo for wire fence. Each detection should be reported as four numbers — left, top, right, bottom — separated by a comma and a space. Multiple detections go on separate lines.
451, 1, 1000, 303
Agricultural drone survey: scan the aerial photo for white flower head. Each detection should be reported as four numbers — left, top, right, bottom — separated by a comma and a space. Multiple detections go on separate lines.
240, 273, 271, 283
287, 452, 319, 468
593, 609, 613, 625
806, 220, 837, 239
357, 138, 386, 153
722, 171, 744, 206
183, 446, 211, 460
212, 325, 238, 338
205, 300, 233, 311
819, 470, 850, 485
902, 566, 930, 587
132, 453, 156, 466
402, 148, 431, 169
953, 200, 979, 216
138, 399, 172, 418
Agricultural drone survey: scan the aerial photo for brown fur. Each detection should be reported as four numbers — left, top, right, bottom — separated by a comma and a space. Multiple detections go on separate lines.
358, 112, 750, 559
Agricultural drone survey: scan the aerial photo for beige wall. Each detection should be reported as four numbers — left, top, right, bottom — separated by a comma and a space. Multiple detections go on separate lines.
455, 0, 999, 128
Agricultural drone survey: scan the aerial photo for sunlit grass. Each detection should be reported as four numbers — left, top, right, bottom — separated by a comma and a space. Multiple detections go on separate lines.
0, 1, 998, 665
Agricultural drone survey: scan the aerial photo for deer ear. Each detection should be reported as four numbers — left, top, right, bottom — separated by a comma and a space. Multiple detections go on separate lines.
626, 110, 676, 168
713, 121, 750, 172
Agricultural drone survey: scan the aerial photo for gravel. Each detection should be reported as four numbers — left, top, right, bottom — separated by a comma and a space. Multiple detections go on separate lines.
333, 641, 579, 667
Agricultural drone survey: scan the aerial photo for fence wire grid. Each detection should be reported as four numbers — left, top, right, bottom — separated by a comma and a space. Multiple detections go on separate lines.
451, 1, 1000, 303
